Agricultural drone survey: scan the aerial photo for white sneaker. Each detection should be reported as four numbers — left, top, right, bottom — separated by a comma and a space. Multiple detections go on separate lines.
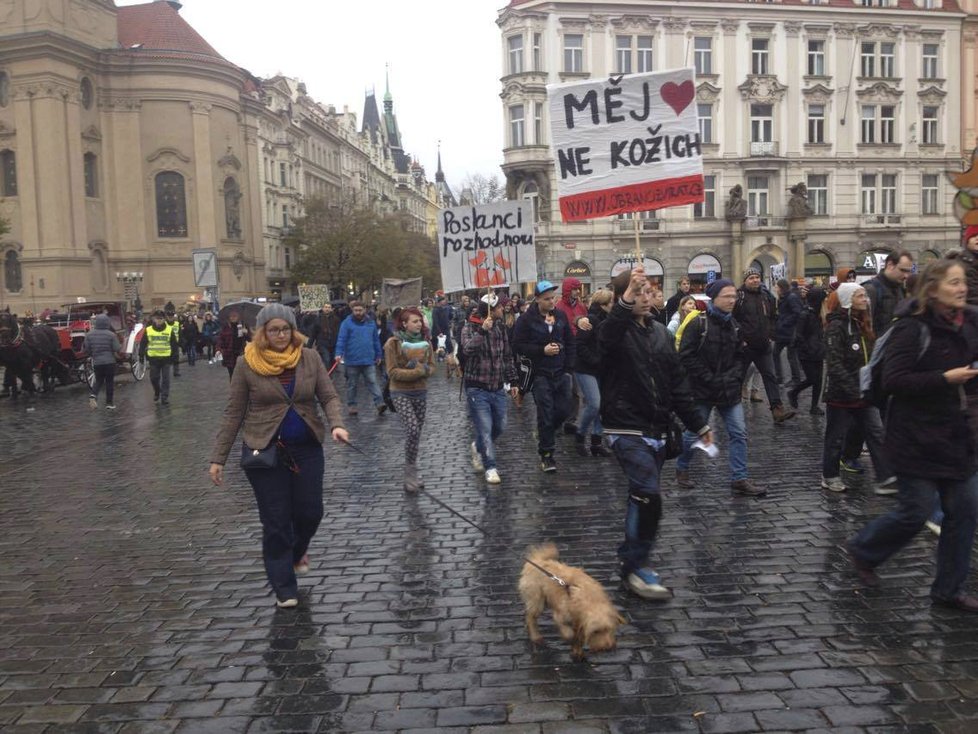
874, 477, 899, 496
625, 568, 672, 600
821, 476, 846, 492
925, 520, 942, 537
276, 598, 299, 609
485, 468, 501, 484
470, 442, 484, 472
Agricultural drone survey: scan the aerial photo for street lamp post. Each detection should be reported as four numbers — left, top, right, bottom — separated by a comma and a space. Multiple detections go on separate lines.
115, 271, 144, 317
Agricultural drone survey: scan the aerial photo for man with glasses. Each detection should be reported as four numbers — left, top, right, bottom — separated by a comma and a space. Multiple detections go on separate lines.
864, 251, 914, 336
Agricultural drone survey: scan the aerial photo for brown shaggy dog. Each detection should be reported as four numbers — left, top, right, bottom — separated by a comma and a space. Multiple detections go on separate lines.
445, 352, 461, 379
518, 543, 626, 659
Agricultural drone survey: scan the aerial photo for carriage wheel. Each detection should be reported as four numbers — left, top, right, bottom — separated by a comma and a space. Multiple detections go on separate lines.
84, 360, 95, 389
131, 357, 146, 381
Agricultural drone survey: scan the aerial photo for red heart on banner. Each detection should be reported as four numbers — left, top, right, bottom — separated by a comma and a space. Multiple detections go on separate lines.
661, 80, 695, 116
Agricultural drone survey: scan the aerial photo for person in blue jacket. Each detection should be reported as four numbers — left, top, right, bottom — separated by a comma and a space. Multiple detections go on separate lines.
335, 300, 386, 416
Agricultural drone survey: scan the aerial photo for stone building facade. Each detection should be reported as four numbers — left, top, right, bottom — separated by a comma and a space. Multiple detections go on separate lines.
498, 0, 965, 294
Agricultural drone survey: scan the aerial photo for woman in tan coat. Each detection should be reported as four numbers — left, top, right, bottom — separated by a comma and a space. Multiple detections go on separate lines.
209, 303, 348, 608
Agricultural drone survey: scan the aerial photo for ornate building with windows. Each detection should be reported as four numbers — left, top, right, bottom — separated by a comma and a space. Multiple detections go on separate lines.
498, 0, 965, 293
0, 0, 268, 312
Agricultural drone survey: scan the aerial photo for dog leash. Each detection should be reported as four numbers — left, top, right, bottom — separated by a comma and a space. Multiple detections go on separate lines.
337, 436, 569, 590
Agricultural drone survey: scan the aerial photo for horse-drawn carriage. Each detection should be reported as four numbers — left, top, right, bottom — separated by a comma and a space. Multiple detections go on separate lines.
0, 301, 144, 397
45, 301, 146, 386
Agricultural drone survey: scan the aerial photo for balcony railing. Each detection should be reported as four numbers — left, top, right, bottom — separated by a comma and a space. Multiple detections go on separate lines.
617, 218, 662, 232
862, 214, 902, 226
745, 216, 786, 229
749, 141, 779, 156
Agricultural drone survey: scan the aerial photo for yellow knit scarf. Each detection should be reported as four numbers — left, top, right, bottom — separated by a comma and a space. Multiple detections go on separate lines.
244, 341, 302, 376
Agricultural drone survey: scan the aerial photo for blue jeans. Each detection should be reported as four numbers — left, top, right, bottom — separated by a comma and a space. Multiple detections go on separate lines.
676, 401, 747, 481
466, 387, 509, 470
344, 363, 383, 407
611, 435, 665, 573
849, 473, 978, 601
317, 345, 334, 370
530, 372, 572, 455
244, 441, 325, 602
186, 343, 197, 366
575, 372, 602, 436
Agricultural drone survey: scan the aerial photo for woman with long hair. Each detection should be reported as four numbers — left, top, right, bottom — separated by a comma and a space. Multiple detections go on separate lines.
384, 306, 435, 493
209, 303, 349, 609
819, 283, 895, 493
573, 288, 614, 457
667, 295, 697, 337
848, 260, 978, 611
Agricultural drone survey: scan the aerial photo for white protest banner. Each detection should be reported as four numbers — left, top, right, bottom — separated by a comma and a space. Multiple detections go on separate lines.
548, 67, 704, 222
381, 277, 423, 309
436, 200, 536, 293
298, 284, 330, 312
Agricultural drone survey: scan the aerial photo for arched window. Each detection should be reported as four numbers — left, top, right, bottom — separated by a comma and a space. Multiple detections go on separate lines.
4, 250, 22, 293
84, 153, 98, 198
155, 171, 187, 238
1, 149, 16, 196
223, 177, 242, 239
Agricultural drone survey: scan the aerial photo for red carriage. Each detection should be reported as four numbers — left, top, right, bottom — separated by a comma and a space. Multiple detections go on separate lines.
45, 301, 146, 385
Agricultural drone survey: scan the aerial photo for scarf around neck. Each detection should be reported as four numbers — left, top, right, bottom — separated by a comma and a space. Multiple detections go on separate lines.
244, 341, 302, 376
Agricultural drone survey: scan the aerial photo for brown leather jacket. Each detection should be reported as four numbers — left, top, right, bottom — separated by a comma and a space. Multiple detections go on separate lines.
210, 347, 345, 465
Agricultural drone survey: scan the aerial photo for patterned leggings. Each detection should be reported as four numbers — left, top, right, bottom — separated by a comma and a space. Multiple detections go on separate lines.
391, 392, 427, 465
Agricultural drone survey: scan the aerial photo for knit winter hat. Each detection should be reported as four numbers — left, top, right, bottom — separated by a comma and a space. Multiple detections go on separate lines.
256, 302, 297, 330
705, 278, 735, 300
964, 224, 978, 245
743, 266, 761, 281
836, 282, 864, 310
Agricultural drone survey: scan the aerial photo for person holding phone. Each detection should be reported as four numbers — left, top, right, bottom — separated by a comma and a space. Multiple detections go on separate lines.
847, 259, 978, 612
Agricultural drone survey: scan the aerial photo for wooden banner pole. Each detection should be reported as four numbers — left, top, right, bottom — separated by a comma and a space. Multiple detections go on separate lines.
633, 215, 642, 263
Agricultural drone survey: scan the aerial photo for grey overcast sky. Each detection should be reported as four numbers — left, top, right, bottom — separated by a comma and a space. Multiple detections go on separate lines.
116, 0, 507, 192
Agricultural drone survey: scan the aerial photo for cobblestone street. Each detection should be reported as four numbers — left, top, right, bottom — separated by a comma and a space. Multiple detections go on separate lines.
2, 365, 978, 733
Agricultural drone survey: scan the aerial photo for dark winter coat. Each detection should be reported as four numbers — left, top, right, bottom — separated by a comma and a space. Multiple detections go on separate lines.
597, 299, 706, 439
823, 311, 873, 404
512, 302, 576, 375
793, 306, 825, 362
947, 249, 978, 307
431, 304, 454, 341
574, 304, 608, 377
864, 273, 905, 336
882, 304, 978, 480
774, 290, 803, 343
734, 286, 777, 351
82, 314, 121, 367
216, 322, 249, 371
678, 308, 746, 407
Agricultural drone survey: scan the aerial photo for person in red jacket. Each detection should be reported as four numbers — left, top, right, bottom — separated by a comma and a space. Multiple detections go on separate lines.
555, 277, 588, 336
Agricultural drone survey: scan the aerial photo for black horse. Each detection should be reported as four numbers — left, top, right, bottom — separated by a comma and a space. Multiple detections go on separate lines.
0, 314, 68, 397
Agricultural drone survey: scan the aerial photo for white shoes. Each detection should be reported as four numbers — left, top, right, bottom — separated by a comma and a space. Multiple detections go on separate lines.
485, 468, 501, 484
821, 476, 846, 493
874, 477, 899, 496
276, 598, 298, 609
470, 442, 484, 472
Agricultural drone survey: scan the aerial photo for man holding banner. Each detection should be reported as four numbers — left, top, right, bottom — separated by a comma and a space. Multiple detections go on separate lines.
512, 281, 576, 472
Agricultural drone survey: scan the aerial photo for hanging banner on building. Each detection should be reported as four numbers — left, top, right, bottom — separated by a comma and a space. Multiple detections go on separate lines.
548, 67, 704, 222
380, 278, 423, 309
436, 201, 536, 293
298, 284, 330, 312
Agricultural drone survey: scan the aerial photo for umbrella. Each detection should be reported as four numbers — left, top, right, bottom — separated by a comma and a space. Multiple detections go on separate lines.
218, 300, 263, 329
281, 295, 300, 307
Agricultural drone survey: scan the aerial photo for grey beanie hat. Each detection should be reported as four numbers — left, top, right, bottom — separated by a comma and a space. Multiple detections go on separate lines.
255, 302, 297, 330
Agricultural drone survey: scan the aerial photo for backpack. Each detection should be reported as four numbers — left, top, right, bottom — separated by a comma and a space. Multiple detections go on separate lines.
859, 320, 930, 408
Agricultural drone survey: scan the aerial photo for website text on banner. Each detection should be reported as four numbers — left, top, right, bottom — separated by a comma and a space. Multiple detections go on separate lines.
548, 68, 704, 222
436, 200, 536, 293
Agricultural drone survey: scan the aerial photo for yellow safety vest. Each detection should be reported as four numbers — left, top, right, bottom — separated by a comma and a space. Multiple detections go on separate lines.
167, 319, 180, 340
146, 324, 174, 358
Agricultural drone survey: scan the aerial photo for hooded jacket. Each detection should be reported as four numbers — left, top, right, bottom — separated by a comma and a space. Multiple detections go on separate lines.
83, 314, 122, 367
555, 278, 588, 336
793, 289, 827, 362
734, 285, 777, 350
774, 287, 803, 343
823, 310, 873, 404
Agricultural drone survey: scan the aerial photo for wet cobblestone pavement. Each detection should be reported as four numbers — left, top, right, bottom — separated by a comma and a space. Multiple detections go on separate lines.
2, 365, 978, 733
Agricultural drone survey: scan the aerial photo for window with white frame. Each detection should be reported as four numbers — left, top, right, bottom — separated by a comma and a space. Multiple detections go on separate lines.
563, 34, 584, 72
861, 105, 896, 144
807, 40, 825, 76
698, 103, 713, 144
807, 174, 828, 215
861, 42, 875, 77
808, 104, 825, 143
922, 173, 938, 214
509, 104, 525, 147
922, 43, 939, 78
508, 35, 524, 75
861, 42, 896, 78
532, 33, 542, 71
695, 37, 712, 75
694, 175, 716, 218
881, 174, 897, 213
922, 106, 939, 144
534, 102, 543, 144
616, 35, 632, 74
751, 38, 769, 75
637, 36, 653, 73
881, 105, 895, 142
747, 175, 769, 216
880, 43, 895, 78
750, 104, 773, 143
861, 174, 877, 214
